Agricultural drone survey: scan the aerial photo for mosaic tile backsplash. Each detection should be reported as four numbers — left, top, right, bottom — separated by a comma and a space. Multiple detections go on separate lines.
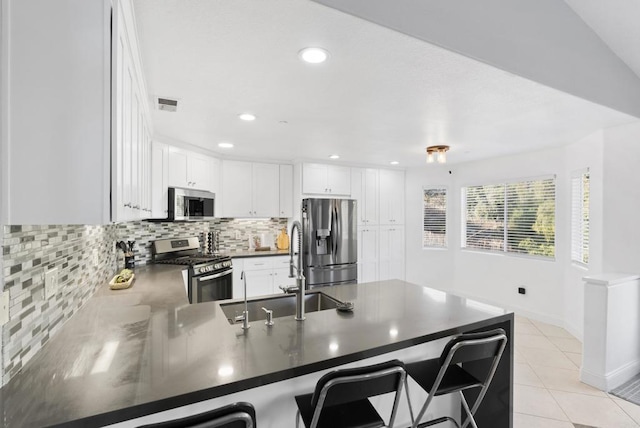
1, 218, 287, 386
1, 225, 117, 385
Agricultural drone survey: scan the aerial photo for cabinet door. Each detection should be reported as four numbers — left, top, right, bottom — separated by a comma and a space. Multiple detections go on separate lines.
363, 169, 379, 224
231, 259, 244, 299
211, 157, 222, 216
302, 163, 328, 194
379, 169, 405, 224
359, 228, 378, 283
222, 161, 253, 217
379, 226, 404, 280
279, 164, 293, 218
151, 142, 169, 218
244, 269, 274, 297
327, 165, 351, 195
252, 163, 279, 217
351, 168, 365, 225
272, 268, 295, 291
188, 154, 212, 191
168, 148, 189, 188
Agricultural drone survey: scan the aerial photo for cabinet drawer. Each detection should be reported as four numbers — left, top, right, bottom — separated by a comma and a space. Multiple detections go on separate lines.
243, 258, 272, 270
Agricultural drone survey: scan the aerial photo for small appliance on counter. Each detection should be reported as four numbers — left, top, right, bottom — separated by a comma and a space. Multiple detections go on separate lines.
152, 237, 232, 304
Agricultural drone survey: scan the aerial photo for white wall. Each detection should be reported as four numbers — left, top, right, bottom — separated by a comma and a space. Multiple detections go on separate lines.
602, 121, 640, 273
563, 130, 605, 339
405, 165, 454, 289
405, 128, 617, 337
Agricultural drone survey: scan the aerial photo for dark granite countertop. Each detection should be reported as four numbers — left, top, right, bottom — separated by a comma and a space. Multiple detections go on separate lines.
0, 265, 512, 427
227, 249, 290, 258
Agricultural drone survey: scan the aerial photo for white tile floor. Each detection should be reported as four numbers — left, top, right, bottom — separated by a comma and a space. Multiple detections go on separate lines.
514, 315, 640, 428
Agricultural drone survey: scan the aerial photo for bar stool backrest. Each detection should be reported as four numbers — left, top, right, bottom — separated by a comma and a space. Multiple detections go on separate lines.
439, 328, 508, 367
310, 359, 406, 409
136, 402, 256, 428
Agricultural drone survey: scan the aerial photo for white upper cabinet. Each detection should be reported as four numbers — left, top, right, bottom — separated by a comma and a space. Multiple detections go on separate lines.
279, 164, 294, 218
379, 169, 405, 225
151, 142, 169, 218
113, 0, 153, 222
252, 163, 280, 217
3, 0, 113, 224
222, 161, 279, 218
351, 168, 378, 225
168, 147, 213, 192
302, 163, 351, 195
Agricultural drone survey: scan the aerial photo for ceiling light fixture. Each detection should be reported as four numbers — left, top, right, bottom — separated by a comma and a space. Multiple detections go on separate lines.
218, 142, 234, 149
299, 47, 329, 64
426, 145, 450, 164
238, 113, 256, 121
390, 161, 399, 165
329, 154, 340, 159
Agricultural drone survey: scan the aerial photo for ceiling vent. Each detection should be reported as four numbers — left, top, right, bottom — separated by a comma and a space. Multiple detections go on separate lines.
157, 97, 178, 112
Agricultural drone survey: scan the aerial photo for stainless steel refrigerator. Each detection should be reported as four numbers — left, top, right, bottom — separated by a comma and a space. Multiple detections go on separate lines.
302, 198, 358, 288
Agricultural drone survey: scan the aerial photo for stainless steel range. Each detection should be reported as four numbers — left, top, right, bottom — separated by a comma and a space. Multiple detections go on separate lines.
152, 237, 232, 304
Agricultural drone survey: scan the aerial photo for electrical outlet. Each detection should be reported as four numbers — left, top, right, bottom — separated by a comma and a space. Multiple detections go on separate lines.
93, 251, 100, 268
45, 268, 59, 299
235, 230, 241, 240
0, 291, 9, 326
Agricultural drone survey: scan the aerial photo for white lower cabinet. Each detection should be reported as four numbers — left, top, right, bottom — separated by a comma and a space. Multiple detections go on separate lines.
379, 226, 405, 281
232, 256, 294, 299
358, 228, 379, 283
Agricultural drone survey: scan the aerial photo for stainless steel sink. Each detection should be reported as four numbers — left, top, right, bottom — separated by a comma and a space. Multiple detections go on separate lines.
220, 291, 340, 325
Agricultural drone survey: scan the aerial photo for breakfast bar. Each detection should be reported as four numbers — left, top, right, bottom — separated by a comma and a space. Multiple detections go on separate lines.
0, 266, 513, 427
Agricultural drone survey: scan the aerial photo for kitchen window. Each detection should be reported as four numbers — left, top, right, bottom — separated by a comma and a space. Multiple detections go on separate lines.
571, 169, 590, 265
423, 187, 447, 248
462, 177, 556, 258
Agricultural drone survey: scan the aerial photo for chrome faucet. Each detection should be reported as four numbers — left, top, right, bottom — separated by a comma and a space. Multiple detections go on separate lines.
279, 220, 306, 321
239, 271, 250, 330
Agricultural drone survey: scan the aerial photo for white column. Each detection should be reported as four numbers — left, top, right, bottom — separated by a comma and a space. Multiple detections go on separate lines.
581, 273, 640, 391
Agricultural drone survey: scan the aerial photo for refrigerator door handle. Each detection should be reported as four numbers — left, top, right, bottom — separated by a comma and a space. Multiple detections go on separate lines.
333, 202, 339, 256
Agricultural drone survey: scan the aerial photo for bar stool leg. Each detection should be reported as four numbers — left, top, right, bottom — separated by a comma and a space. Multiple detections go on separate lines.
405, 377, 415, 425
459, 391, 478, 428
296, 409, 301, 428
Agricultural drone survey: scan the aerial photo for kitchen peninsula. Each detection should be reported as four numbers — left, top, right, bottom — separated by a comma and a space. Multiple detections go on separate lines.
0, 266, 513, 427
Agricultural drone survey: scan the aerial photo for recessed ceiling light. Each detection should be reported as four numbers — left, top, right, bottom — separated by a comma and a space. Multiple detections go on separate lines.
238, 113, 256, 121
390, 161, 399, 165
329, 154, 340, 160
299, 47, 329, 64
218, 142, 234, 149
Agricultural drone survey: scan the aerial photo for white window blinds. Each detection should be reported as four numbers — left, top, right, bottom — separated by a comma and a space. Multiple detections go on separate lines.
571, 171, 590, 264
423, 188, 447, 248
462, 177, 556, 258
463, 184, 505, 251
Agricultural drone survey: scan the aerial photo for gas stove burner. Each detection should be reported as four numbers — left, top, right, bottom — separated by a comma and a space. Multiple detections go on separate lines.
154, 254, 231, 267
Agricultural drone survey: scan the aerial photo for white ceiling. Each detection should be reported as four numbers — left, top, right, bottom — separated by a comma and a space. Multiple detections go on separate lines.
565, 0, 640, 80
133, 0, 636, 167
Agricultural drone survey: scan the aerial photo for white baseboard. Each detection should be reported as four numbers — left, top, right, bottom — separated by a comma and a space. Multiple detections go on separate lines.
581, 359, 640, 391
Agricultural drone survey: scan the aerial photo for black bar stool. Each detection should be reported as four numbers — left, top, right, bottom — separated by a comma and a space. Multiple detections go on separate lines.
404, 328, 508, 428
136, 402, 256, 428
294, 359, 407, 428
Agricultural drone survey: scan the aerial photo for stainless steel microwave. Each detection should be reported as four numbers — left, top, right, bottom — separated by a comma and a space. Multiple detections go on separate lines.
168, 187, 215, 221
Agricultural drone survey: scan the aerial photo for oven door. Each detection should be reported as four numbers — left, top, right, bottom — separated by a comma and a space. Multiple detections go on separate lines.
190, 268, 233, 303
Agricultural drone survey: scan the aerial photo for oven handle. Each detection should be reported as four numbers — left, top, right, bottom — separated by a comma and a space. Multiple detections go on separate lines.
197, 269, 233, 282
